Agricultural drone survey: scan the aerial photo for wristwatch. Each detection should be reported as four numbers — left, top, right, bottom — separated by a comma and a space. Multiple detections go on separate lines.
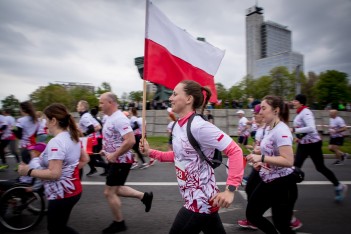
226, 185, 237, 192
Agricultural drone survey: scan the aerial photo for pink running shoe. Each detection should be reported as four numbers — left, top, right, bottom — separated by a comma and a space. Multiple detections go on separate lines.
149, 159, 156, 166
290, 217, 303, 231
237, 219, 258, 230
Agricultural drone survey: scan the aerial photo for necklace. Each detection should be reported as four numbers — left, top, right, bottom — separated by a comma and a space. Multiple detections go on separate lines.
270, 119, 280, 130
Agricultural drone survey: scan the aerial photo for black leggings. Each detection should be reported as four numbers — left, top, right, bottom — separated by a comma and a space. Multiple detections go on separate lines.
133, 134, 145, 164
47, 193, 81, 234
294, 141, 339, 186
169, 207, 225, 234
0, 140, 10, 164
245, 169, 262, 199
246, 174, 297, 234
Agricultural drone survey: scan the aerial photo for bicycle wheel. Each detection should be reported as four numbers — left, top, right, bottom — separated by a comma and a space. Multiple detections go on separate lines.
0, 186, 45, 232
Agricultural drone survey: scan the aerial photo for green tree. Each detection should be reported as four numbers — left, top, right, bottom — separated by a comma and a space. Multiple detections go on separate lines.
96, 82, 112, 96
129, 91, 143, 102
1, 95, 20, 115
252, 76, 273, 99
216, 83, 229, 104
69, 87, 99, 111
30, 84, 71, 111
302, 72, 319, 107
314, 70, 350, 108
269, 66, 293, 98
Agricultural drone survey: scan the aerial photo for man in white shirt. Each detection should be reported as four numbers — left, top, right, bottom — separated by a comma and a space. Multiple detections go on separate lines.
236, 110, 250, 148
328, 110, 348, 165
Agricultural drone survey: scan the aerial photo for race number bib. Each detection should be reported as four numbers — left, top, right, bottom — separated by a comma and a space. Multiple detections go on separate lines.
175, 160, 186, 181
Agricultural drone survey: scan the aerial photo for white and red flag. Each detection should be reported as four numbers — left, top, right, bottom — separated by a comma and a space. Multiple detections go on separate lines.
144, 1, 225, 103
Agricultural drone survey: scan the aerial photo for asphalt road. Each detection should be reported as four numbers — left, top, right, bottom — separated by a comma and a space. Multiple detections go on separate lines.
0, 157, 350, 234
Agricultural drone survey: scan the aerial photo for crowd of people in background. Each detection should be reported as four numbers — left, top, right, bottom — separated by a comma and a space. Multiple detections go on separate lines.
0, 85, 350, 234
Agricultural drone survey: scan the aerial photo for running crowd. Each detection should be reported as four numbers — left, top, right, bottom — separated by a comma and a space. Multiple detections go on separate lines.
0, 81, 349, 234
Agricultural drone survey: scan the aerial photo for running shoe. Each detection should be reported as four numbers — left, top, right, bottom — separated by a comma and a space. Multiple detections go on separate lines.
149, 159, 156, 166
139, 163, 150, 169
130, 162, 139, 170
332, 160, 343, 165
290, 217, 303, 230
335, 184, 348, 202
237, 219, 258, 230
100, 171, 108, 176
142, 192, 153, 212
86, 169, 97, 176
102, 220, 127, 233
342, 153, 349, 161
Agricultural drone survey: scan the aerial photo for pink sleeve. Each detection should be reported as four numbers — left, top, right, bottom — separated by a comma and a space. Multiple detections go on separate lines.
223, 141, 244, 187
149, 150, 175, 162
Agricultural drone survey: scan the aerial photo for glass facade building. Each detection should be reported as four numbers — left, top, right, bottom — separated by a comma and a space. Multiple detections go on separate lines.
246, 5, 304, 78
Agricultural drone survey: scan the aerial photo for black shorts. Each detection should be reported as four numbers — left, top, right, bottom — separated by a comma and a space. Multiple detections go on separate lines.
329, 137, 344, 146
106, 163, 132, 187
238, 136, 248, 145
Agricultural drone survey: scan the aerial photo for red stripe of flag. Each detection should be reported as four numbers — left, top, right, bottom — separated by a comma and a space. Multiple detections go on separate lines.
144, 1, 224, 103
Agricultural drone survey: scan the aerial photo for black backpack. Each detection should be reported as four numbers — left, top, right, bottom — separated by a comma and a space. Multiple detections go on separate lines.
172, 113, 228, 169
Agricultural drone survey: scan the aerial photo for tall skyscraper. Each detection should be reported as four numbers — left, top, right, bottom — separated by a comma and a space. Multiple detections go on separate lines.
246, 5, 304, 78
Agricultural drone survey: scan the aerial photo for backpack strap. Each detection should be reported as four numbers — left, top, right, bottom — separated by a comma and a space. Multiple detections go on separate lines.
187, 113, 222, 168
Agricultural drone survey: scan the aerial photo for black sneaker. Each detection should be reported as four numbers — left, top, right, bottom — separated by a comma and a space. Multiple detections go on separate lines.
141, 192, 153, 212
100, 171, 108, 176
86, 169, 98, 176
102, 221, 127, 234
333, 160, 343, 165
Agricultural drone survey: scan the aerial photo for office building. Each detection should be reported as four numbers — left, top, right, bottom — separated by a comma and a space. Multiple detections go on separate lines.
246, 5, 304, 78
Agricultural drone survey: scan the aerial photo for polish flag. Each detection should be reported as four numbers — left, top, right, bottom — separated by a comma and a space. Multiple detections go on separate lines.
144, 1, 225, 103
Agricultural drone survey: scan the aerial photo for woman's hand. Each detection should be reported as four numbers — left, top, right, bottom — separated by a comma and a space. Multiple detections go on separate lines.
210, 190, 234, 208
139, 139, 151, 156
18, 162, 30, 176
246, 153, 262, 164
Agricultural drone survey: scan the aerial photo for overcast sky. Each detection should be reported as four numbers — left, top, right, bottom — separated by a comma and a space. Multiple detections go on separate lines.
0, 0, 350, 104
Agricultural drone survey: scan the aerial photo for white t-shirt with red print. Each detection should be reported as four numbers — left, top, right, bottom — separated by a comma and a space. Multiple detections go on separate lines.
79, 112, 101, 138
102, 110, 134, 163
238, 117, 250, 137
37, 118, 47, 135
16, 116, 39, 148
40, 131, 82, 200
329, 116, 346, 138
172, 115, 232, 214
259, 122, 294, 183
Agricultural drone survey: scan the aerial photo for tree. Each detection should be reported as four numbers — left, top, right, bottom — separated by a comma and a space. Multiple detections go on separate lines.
30, 84, 70, 111
269, 66, 293, 98
69, 87, 99, 112
216, 83, 229, 103
251, 76, 273, 99
302, 72, 319, 107
129, 91, 143, 102
96, 82, 112, 96
1, 95, 20, 115
314, 70, 350, 109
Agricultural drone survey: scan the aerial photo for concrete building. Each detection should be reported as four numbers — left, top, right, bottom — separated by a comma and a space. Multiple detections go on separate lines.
246, 5, 304, 78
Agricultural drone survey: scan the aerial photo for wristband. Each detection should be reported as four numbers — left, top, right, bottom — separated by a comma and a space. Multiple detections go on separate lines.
261, 155, 265, 163
27, 168, 34, 176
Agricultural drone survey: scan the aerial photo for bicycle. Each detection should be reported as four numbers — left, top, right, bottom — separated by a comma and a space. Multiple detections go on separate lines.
0, 184, 46, 232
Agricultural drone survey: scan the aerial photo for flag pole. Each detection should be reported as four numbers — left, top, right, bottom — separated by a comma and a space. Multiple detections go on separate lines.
141, 0, 150, 142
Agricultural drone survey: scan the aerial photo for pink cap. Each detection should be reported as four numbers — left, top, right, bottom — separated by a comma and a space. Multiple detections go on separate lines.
27, 142, 46, 153
253, 104, 261, 114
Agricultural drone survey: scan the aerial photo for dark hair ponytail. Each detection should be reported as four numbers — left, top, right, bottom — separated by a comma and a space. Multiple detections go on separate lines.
181, 80, 212, 114
200, 86, 211, 114
20, 101, 37, 124
44, 103, 82, 142
262, 95, 289, 124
